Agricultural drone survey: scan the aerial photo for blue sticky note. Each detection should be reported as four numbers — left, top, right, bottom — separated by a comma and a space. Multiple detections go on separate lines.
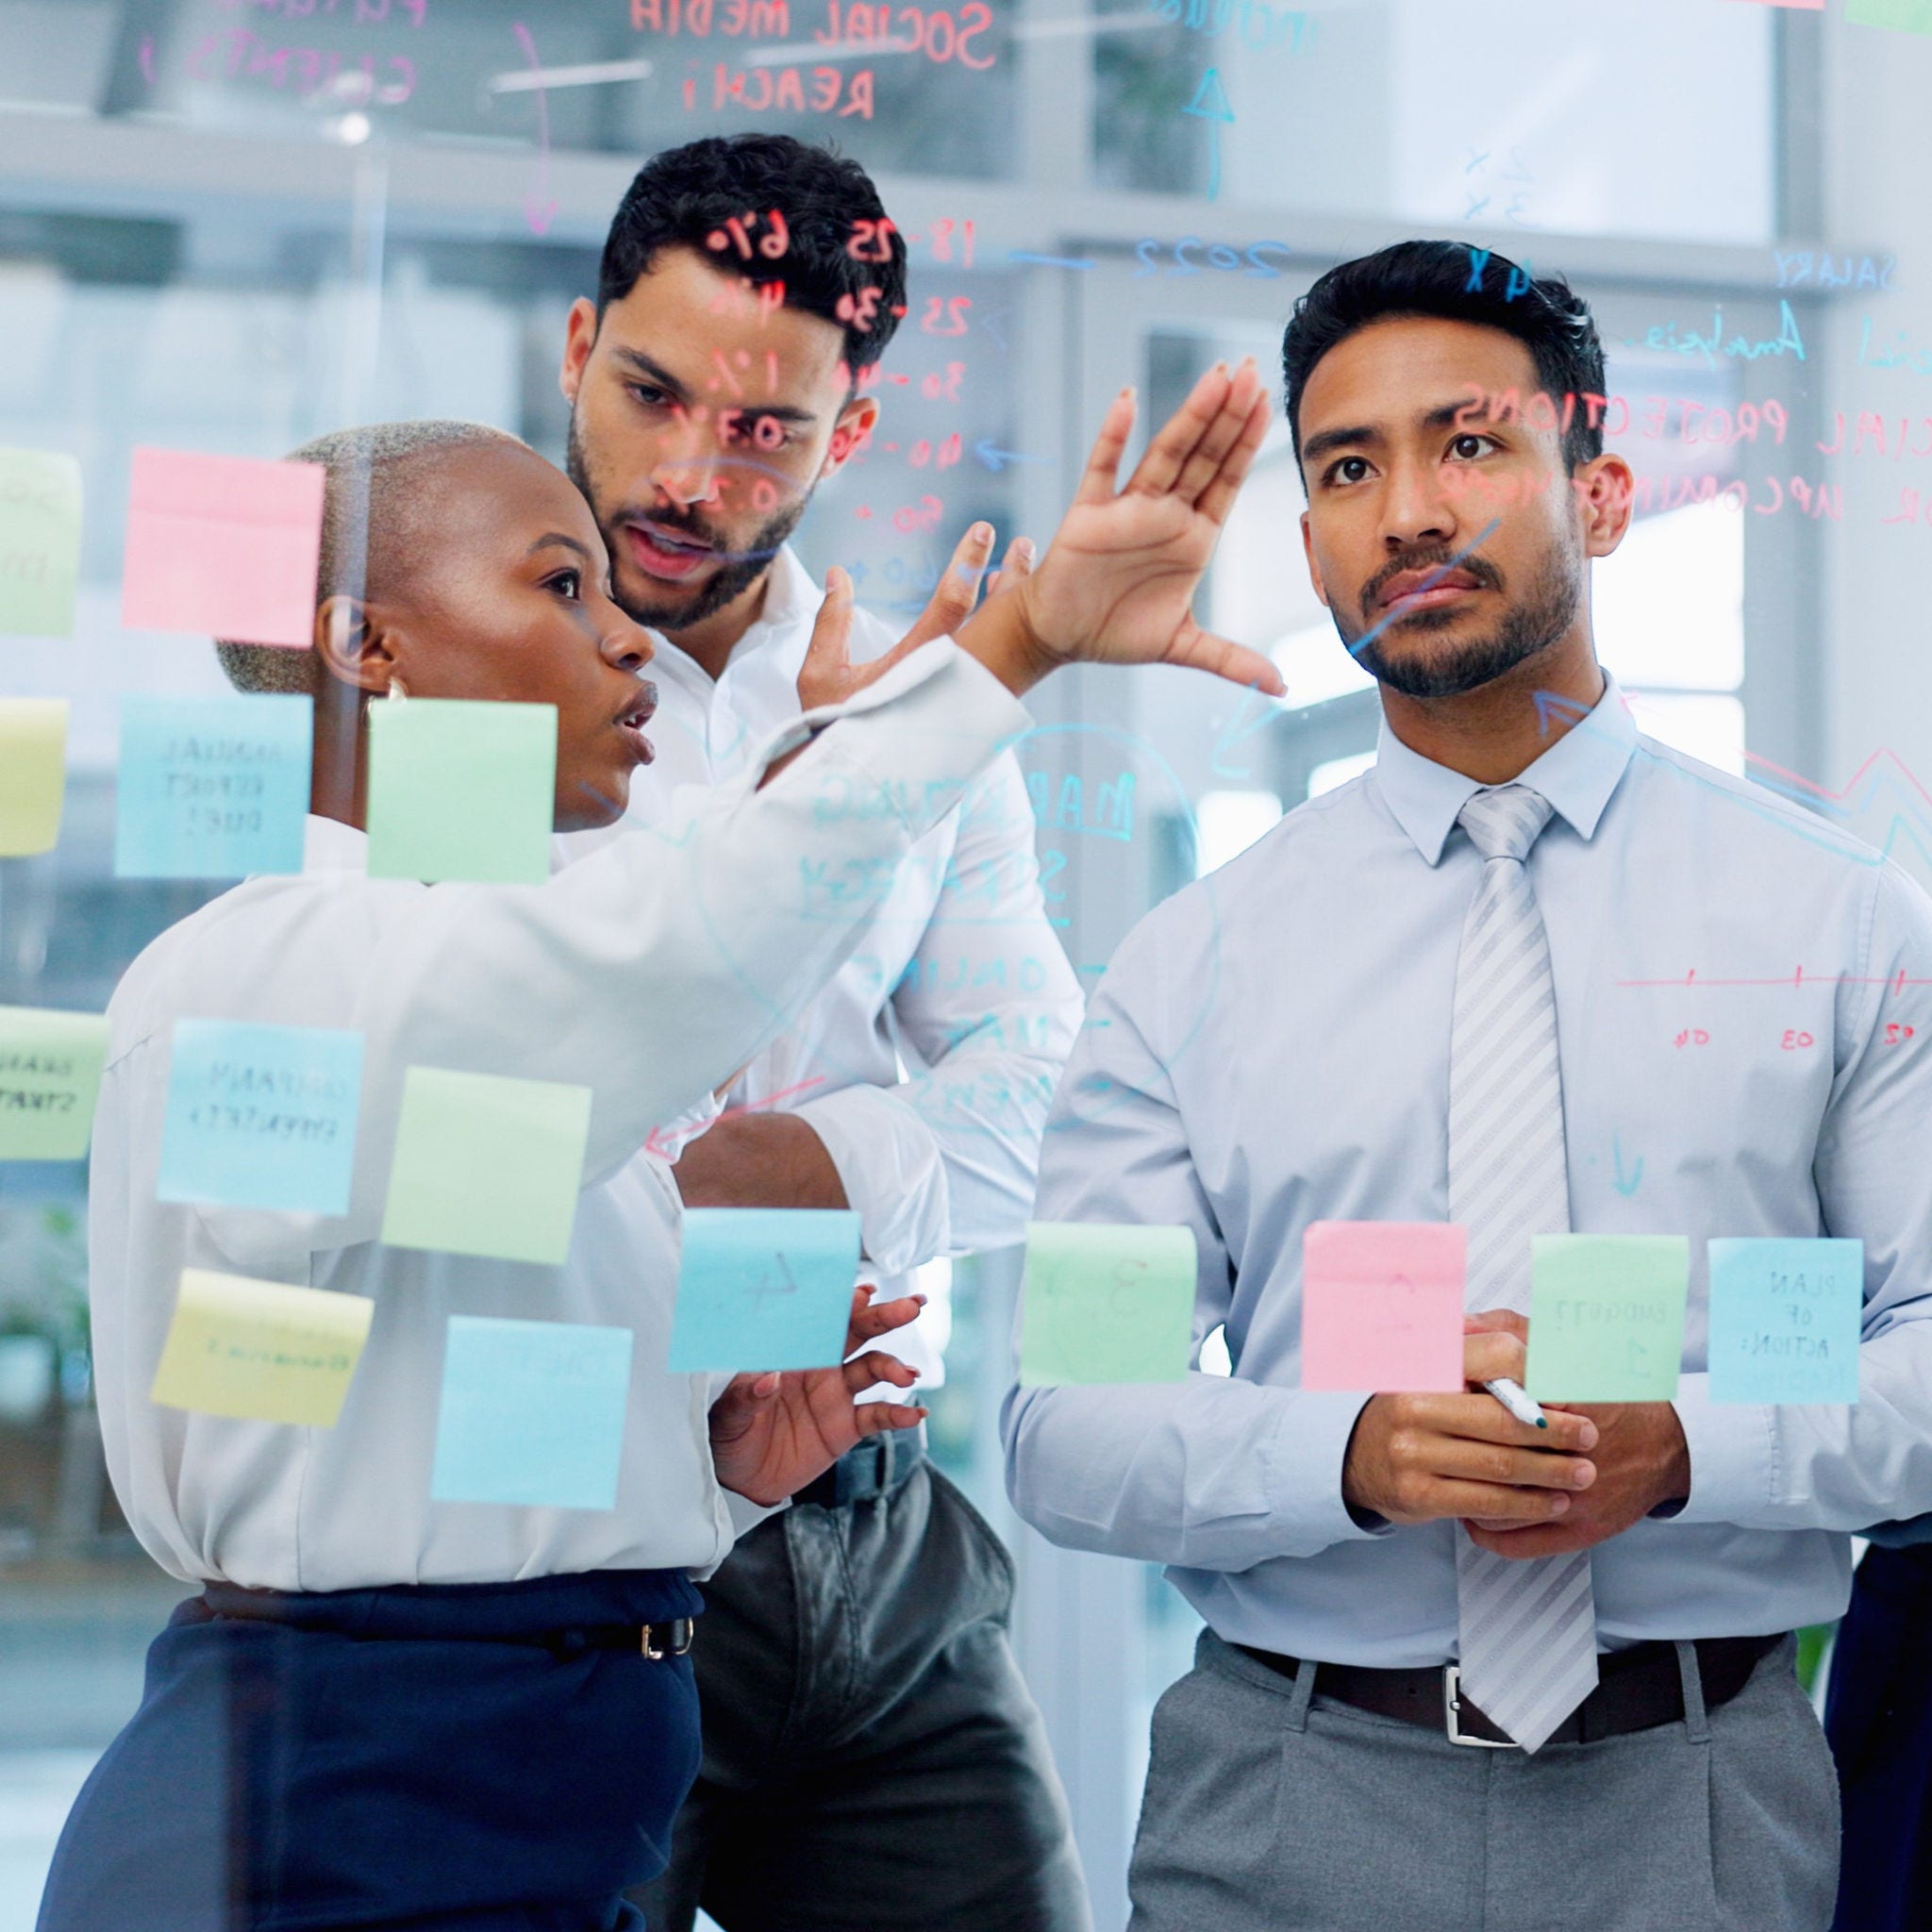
431, 1316, 633, 1510
668, 1208, 862, 1374
115, 694, 313, 880
158, 1020, 362, 1215
1707, 1238, 1862, 1405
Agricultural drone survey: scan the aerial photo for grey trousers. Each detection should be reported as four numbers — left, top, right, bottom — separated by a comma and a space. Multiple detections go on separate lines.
630, 1460, 1091, 1932
1128, 1629, 1840, 1932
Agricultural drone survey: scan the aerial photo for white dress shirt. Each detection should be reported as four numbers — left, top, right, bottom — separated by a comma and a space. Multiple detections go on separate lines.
563, 546, 1082, 1384
1003, 675, 1932, 1667
90, 644, 1030, 1593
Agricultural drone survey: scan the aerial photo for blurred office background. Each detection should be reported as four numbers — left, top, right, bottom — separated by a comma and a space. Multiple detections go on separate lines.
0, 0, 1925, 1922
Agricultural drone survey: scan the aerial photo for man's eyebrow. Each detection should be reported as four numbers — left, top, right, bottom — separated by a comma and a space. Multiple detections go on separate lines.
611, 346, 692, 400
611, 344, 819, 425
526, 532, 595, 562
1303, 398, 1494, 465
1301, 422, 1381, 464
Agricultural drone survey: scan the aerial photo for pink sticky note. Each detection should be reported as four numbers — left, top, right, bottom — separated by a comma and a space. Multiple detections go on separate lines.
122, 447, 325, 647
1301, 1221, 1466, 1392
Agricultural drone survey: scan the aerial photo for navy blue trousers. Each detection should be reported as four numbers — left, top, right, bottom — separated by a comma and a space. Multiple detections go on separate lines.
1826, 1544, 1932, 1932
36, 1568, 703, 1932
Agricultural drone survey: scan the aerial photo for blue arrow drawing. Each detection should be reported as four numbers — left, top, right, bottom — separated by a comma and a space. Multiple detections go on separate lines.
1210, 680, 1284, 780
1612, 1134, 1644, 1197
1183, 68, 1236, 203
974, 439, 1057, 475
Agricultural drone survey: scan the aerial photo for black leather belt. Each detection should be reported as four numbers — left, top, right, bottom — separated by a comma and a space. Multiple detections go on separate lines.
1236, 1632, 1785, 1747
544, 1619, 695, 1660
796, 1420, 927, 1508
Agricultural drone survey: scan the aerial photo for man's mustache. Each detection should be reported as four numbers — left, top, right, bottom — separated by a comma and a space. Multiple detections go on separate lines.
1361, 548, 1505, 613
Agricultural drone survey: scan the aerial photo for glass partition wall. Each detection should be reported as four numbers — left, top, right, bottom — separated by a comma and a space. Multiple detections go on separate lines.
0, 0, 1881, 1921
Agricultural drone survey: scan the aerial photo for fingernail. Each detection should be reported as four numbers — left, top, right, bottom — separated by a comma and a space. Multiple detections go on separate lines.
1549, 1494, 1570, 1515
1578, 1420, 1599, 1449
1573, 1464, 1595, 1490
971, 521, 991, 544
912, 1292, 928, 1306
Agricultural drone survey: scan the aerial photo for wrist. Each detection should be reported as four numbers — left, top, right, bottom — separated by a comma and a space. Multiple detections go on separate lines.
1652, 1404, 1692, 1508
955, 585, 1060, 696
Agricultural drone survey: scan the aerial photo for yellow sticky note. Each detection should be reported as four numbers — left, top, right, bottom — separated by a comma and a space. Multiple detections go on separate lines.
0, 699, 68, 856
150, 1268, 374, 1427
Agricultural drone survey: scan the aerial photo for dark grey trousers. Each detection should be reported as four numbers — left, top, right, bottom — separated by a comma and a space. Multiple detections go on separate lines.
1128, 1629, 1840, 1932
630, 1460, 1091, 1932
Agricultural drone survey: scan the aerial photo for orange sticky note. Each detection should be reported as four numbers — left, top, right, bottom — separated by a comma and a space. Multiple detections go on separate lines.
122, 448, 325, 647
1301, 1221, 1466, 1393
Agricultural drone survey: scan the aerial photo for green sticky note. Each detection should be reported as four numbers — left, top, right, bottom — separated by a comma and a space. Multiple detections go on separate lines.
381, 1066, 591, 1266
365, 700, 556, 886
1020, 1222, 1197, 1386
1847, 0, 1932, 35
0, 1006, 110, 1160
0, 449, 81, 638
1525, 1235, 1690, 1403
0, 699, 69, 856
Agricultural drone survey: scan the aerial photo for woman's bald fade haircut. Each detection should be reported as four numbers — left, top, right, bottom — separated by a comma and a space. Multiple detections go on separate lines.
214, 420, 528, 696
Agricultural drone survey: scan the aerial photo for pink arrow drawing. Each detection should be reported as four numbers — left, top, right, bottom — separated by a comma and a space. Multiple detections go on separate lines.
511, 23, 558, 237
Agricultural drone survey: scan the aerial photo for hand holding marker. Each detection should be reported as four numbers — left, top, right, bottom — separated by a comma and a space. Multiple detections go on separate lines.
1484, 1376, 1548, 1430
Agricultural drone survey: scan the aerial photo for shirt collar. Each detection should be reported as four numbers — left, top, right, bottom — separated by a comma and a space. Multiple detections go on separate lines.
649, 544, 817, 690
1369, 671, 1639, 865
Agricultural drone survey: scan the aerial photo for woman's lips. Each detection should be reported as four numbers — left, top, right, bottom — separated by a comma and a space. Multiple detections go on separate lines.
626, 522, 713, 583
617, 721, 655, 765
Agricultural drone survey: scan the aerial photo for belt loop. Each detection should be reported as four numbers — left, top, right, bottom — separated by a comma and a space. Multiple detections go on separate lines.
1674, 1640, 1711, 1744
1286, 1655, 1318, 1734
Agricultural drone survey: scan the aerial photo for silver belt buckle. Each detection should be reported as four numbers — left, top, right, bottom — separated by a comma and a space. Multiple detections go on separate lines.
641, 1618, 694, 1660
1443, 1666, 1520, 1748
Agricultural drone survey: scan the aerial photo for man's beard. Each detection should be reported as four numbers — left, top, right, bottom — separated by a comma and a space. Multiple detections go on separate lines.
566, 410, 810, 633
1340, 541, 1582, 700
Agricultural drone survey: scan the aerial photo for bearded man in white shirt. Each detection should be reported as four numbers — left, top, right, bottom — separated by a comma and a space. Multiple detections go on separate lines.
558, 135, 1091, 1932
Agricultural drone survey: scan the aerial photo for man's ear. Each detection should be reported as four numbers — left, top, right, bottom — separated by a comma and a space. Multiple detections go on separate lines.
560, 297, 599, 408
314, 594, 402, 697
1575, 451, 1635, 559
823, 395, 879, 476
1301, 508, 1332, 610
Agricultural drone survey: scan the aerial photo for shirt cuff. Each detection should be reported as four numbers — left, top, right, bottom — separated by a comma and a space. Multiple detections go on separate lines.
791, 1084, 949, 1276
1668, 1373, 1778, 1525
1264, 1389, 1394, 1555
723, 1488, 789, 1541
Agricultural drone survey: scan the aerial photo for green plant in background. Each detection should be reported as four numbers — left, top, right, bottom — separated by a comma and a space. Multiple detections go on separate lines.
1796, 1623, 1835, 1696
0, 1201, 89, 1355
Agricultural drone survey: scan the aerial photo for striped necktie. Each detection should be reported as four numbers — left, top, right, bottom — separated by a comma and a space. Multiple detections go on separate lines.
1448, 784, 1597, 1754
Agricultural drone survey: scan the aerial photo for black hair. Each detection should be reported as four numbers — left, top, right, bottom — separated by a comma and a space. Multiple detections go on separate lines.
1281, 240, 1607, 473
597, 135, 908, 377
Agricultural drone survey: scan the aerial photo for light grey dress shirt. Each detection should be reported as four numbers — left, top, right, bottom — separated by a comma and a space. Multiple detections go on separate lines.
1003, 675, 1932, 1667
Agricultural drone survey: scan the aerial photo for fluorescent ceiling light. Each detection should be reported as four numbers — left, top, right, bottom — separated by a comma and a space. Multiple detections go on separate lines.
487, 57, 654, 93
